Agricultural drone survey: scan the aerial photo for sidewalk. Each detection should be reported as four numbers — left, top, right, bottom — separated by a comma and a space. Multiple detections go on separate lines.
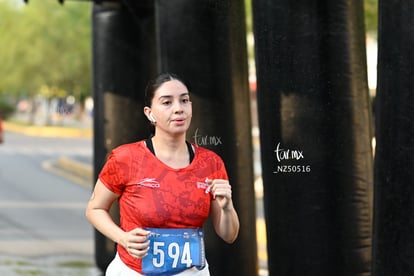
0, 254, 101, 276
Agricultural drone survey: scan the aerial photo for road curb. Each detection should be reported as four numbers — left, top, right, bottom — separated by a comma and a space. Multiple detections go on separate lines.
57, 156, 93, 180
43, 156, 93, 189
3, 121, 92, 138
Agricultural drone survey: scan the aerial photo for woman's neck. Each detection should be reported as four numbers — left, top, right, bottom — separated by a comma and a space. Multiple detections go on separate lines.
151, 133, 186, 150
151, 134, 190, 169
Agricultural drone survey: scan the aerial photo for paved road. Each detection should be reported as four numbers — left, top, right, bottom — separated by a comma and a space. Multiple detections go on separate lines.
0, 131, 100, 275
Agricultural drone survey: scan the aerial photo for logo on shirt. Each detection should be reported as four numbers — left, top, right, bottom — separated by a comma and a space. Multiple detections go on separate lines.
196, 181, 209, 190
137, 178, 160, 188
197, 177, 212, 194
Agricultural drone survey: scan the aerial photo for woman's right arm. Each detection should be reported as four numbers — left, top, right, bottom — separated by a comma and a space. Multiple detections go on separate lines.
85, 179, 150, 258
85, 179, 124, 244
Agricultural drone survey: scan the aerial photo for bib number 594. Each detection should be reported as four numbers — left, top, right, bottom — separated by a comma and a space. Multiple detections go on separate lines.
152, 241, 193, 268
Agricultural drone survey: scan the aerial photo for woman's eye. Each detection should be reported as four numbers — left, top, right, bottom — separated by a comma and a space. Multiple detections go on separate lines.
162, 101, 171, 105
182, 98, 190, 103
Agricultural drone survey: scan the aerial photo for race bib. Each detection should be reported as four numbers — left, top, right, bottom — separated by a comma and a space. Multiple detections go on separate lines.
142, 228, 205, 275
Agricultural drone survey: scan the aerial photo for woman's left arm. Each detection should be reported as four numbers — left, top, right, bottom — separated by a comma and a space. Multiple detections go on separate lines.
208, 179, 240, 243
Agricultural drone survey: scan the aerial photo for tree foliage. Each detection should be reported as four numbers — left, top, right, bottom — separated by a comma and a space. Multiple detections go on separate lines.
364, 0, 378, 36
0, 0, 91, 101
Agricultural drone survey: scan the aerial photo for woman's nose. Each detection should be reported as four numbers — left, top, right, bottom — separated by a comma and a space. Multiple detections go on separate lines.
173, 101, 184, 113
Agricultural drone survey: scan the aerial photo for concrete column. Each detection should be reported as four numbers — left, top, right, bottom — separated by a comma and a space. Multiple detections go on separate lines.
92, 1, 156, 270
253, 1, 373, 275
154, 1, 257, 275
373, 1, 414, 275
93, 0, 257, 275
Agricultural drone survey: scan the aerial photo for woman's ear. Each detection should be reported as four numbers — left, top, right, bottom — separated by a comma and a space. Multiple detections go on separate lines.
143, 106, 156, 123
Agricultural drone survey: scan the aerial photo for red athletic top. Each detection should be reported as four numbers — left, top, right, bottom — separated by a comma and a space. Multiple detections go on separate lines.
99, 140, 228, 273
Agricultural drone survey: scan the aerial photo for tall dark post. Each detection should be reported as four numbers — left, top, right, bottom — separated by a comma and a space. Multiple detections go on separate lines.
154, 1, 257, 275
92, 1, 156, 270
372, 1, 414, 275
253, 1, 373, 275
92, 0, 257, 275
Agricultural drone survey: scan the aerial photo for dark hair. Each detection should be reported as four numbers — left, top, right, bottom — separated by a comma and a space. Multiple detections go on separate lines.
144, 72, 188, 107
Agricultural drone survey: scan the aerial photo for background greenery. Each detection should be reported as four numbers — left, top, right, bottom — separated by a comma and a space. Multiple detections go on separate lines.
364, 0, 378, 36
0, 0, 91, 119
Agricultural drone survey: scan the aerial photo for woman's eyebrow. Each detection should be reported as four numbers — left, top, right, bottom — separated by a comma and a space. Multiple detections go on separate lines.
158, 93, 190, 100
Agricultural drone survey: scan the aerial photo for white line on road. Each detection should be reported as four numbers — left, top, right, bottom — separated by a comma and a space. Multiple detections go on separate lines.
0, 240, 94, 257
0, 201, 87, 209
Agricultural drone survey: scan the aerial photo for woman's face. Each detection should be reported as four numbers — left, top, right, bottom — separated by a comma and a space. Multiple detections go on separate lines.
145, 79, 192, 137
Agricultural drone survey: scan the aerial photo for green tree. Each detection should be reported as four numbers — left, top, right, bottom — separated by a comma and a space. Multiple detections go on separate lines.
0, 0, 91, 102
364, 0, 378, 36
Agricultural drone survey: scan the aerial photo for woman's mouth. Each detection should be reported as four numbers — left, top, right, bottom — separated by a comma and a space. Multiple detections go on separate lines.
171, 118, 186, 125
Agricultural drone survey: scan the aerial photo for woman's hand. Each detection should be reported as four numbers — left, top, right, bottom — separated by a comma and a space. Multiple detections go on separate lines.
208, 179, 239, 243
121, 228, 151, 259
206, 179, 233, 210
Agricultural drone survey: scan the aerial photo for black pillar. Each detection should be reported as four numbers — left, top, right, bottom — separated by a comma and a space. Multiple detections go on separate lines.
92, 1, 156, 271
154, 1, 257, 275
372, 1, 414, 275
253, 1, 373, 275
93, 0, 257, 275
